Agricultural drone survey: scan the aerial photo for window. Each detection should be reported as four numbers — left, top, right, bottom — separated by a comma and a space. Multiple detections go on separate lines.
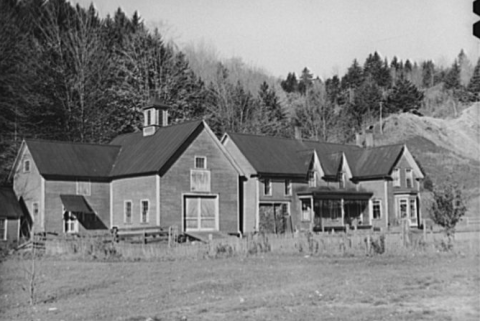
308, 171, 316, 188
195, 156, 206, 169
76, 181, 91, 196
23, 159, 30, 173
409, 199, 417, 225
399, 199, 408, 218
0, 219, 6, 240
264, 179, 272, 196
33, 202, 39, 219
339, 173, 345, 189
285, 180, 292, 196
64, 213, 78, 233
301, 199, 311, 221
140, 200, 149, 223
124, 201, 132, 224
146, 109, 152, 125
373, 200, 382, 219
392, 168, 400, 187
406, 169, 413, 188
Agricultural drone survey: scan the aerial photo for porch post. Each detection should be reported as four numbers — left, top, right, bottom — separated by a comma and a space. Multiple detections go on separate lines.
368, 199, 373, 225
341, 198, 345, 226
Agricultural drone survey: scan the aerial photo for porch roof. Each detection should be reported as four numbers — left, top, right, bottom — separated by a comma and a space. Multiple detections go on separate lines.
298, 188, 373, 200
60, 195, 94, 213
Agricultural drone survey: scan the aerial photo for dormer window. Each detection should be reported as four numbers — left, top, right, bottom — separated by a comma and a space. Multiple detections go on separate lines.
406, 169, 413, 188
392, 168, 400, 187
264, 179, 272, 196
23, 159, 30, 173
195, 156, 206, 169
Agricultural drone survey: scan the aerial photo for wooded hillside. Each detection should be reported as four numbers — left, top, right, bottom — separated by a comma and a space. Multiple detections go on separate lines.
1, 0, 478, 184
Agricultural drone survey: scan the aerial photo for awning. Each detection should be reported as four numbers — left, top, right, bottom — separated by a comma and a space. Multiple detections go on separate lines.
60, 195, 93, 213
0, 187, 23, 219
298, 189, 373, 200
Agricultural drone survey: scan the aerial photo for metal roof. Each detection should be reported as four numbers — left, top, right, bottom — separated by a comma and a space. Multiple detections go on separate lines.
60, 195, 94, 213
0, 187, 23, 219
26, 140, 121, 180
227, 133, 407, 180
109, 120, 203, 177
24, 120, 204, 179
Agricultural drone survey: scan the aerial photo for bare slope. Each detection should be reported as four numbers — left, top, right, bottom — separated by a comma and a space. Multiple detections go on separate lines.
374, 104, 480, 216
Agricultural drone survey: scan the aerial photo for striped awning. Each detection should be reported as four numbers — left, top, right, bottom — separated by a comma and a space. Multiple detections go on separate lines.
60, 195, 93, 213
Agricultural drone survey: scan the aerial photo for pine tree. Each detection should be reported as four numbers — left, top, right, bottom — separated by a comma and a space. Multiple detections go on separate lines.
467, 58, 480, 102
444, 60, 461, 91
298, 67, 313, 95
280, 72, 298, 93
385, 76, 423, 113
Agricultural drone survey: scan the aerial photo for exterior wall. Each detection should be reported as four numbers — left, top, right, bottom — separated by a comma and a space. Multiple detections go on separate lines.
393, 155, 422, 190
12, 145, 44, 232
0, 219, 20, 243
358, 180, 388, 228
111, 175, 157, 228
242, 178, 258, 233
161, 129, 239, 233
44, 180, 110, 234
291, 181, 310, 231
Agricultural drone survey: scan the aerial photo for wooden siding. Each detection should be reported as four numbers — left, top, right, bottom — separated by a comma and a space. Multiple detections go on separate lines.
161, 129, 238, 233
0, 219, 20, 242
242, 178, 258, 233
358, 180, 388, 228
111, 175, 157, 228
13, 145, 44, 232
44, 180, 110, 233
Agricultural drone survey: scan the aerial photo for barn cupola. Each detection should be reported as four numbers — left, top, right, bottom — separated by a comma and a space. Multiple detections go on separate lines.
142, 97, 170, 136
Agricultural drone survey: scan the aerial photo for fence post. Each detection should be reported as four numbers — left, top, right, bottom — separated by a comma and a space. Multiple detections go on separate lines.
423, 219, 426, 244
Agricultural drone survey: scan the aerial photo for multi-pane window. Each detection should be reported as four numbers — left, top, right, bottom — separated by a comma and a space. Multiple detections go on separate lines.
0, 219, 5, 240
23, 159, 30, 173
76, 181, 91, 196
405, 169, 413, 188
392, 168, 400, 187
399, 199, 408, 218
124, 201, 132, 224
146, 109, 152, 125
141, 200, 149, 223
285, 180, 292, 196
373, 200, 382, 219
308, 171, 316, 188
195, 156, 206, 169
409, 199, 417, 224
264, 179, 272, 196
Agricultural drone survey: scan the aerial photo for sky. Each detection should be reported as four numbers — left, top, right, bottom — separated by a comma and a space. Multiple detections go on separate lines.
75, 0, 478, 79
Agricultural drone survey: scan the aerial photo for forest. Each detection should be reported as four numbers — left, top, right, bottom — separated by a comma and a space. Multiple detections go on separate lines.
1, 0, 479, 181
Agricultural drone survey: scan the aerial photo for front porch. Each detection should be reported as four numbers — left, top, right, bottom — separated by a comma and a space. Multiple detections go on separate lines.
298, 189, 373, 232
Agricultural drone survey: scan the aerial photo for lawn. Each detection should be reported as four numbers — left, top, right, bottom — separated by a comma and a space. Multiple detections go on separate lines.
1, 249, 479, 321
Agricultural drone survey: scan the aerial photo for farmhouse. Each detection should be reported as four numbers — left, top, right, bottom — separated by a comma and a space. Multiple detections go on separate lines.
222, 132, 425, 234
9, 99, 242, 239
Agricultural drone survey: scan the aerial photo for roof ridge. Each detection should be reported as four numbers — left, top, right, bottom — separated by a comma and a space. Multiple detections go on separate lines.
227, 132, 358, 147
112, 119, 204, 141
26, 138, 120, 149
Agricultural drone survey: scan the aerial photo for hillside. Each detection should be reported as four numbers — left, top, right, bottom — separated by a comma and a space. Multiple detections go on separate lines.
374, 104, 480, 216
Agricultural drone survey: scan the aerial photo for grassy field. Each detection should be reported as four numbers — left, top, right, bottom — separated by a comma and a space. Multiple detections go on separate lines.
1, 241, 479, 321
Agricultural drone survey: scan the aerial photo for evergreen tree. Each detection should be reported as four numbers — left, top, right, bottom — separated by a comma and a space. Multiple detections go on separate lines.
467, 58, 480, 102
444, 60, 461, 91
385, 76, 423, 113
421, 60, 435, 88
298, 67, 313, 95
280, 72, 298, 93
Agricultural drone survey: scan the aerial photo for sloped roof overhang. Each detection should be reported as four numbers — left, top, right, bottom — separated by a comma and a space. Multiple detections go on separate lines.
298, 189, 373, 200
60, 195, 94, 213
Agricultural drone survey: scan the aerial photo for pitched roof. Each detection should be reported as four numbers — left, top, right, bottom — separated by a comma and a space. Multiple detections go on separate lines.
25, 140, 120, 180
225, 133, 311, 177
0, 187, 23, 219
109, 120, 204, 177
345, 144, 404, 178
21, 120, 205, 179
226, 133, 407, 180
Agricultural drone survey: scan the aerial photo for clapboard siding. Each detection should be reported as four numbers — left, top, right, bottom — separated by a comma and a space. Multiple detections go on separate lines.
161, 129, 238, 233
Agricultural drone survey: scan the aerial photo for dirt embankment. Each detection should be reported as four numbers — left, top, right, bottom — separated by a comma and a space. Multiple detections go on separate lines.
374, 104, 480, 216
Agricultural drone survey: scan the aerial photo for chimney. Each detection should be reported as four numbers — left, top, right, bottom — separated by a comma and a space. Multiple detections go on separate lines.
142, 97, 170, 137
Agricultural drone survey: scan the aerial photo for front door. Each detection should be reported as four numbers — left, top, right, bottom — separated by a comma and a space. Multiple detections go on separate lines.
396, 197, 418, 227
184, 196, 218, 231
64, 211, 79, 233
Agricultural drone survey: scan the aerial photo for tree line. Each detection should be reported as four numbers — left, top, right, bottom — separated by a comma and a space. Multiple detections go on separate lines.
1, 0, 478, 181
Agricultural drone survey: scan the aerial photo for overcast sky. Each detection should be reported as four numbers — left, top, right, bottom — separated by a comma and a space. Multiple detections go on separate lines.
75, 0, 477, 79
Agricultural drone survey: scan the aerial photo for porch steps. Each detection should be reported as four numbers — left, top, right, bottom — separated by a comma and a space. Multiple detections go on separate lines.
184, 231, 234, 243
